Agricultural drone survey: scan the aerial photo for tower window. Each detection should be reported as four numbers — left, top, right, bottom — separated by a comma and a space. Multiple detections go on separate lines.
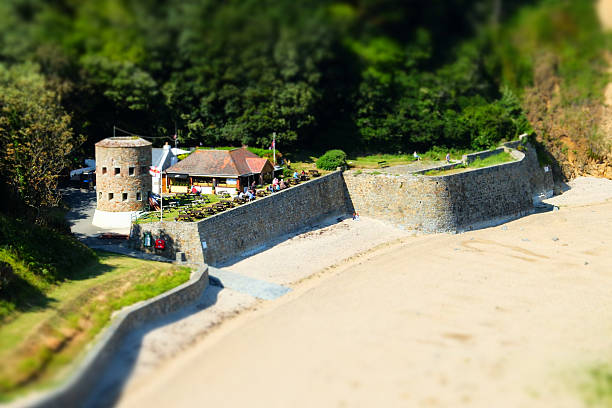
114, 167, 121, 176
102, 167, 107, 175
122, 193, 128, 201
129, 166, 135, 176
136, 192, 141, 201
108, 192, 114, 200
99, 192, 102, 200
141, 166, 148, 175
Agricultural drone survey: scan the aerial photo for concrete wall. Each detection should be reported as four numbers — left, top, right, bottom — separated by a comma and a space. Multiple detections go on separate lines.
23, 266, 208, 408
132, 172, 351, 265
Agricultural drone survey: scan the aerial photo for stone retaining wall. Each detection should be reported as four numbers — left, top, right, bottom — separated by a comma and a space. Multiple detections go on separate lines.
132, 143, 554, 261
132, 172, 352, 265
344, 143, 552, 232
21, 266, 208, 408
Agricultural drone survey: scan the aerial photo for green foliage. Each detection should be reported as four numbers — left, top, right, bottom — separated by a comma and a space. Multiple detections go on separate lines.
316, 149, 347, 170
468, 151, 515, 168
581, 364, 612, 407
0, 214, 96, 288
0, 0, 603, 162
0, 261, 14, 294
0, 63, 81, 214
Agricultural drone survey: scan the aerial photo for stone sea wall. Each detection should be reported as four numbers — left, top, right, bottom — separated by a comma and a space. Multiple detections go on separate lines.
344, 144, 552, 232
132, 172, 351, 264
132, 143, 553, 263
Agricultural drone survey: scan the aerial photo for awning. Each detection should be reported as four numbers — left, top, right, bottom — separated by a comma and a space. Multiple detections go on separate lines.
70, 167, 96, 178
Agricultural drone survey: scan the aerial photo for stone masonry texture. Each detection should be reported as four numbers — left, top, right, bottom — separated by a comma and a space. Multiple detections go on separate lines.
131, 143, 553, 263
343, 143, 553, 232
131, 172, 352, 264
95, 137, 152, 212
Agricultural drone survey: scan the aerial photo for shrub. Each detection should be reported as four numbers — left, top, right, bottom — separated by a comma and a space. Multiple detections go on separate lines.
316, 150, 347, 170
0, 261, 14, 293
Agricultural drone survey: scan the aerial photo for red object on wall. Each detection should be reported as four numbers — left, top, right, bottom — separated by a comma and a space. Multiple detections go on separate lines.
154, 238, 166, 250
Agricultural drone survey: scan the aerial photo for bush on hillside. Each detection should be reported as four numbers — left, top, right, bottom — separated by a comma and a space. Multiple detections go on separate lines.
0, 215, 96, 283
316, 150, 347, 170
0, 261, 14, 293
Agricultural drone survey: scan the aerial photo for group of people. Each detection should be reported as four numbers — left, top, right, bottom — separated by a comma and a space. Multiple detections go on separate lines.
292, 170, 307, 180
268, 177, 287, 193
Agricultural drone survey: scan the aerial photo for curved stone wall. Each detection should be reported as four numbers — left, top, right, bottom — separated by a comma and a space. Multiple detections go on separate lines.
343, 145, 549, 232
95, 137, 152, 212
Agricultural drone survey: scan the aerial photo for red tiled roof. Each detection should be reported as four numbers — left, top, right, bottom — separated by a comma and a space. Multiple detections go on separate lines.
245, 157, 269, 173
165, 148, 271, 177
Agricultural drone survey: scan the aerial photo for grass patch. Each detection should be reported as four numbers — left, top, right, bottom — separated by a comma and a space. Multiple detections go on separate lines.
423, 151, 515, 176
468, 151, 516, 168
0, 251, 190, 401
134, 194, 222, 224
580, 364, 612, 407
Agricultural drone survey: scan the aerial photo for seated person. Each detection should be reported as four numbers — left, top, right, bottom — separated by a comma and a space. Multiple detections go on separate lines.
293, 171, 299, 179
275, 183, 281, 191
279, 180, 287, 189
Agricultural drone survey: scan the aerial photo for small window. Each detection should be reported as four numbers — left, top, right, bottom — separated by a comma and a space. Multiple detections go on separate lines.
129, 166, 135, 176
136, 192, 141, 201
102, 167, 107, 175
114, 167, 120, 176
141, 166, 148, 175
122, 193, 128, 201
108, 192, 114, 200
99, 192, 102, 200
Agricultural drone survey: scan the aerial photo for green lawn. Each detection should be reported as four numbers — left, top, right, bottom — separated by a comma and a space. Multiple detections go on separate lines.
134, 194, 223, 224
0, 251, 190, 400
424, 151, 516, 176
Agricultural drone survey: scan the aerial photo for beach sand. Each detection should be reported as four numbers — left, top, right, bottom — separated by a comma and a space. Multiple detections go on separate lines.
114, 177, 612, 408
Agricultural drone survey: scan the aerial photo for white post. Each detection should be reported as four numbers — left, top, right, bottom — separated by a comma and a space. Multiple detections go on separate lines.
160, 172, 163, 222
273, 132, 276, 166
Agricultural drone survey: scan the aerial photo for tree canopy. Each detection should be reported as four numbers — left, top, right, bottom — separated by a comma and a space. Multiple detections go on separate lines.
0, 0, 542, 157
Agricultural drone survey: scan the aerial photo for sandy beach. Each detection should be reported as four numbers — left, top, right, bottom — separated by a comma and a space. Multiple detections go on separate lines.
111, 177, 612, 408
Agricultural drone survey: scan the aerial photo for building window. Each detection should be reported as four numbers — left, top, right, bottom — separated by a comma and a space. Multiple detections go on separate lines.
114, 167, 120, 176
129, 166, 135, 176
102, 167, 107, 175
108, 192, 114, 200
122, 193, 128, 201
136, 192, 141, 201
99, 192, 102, 200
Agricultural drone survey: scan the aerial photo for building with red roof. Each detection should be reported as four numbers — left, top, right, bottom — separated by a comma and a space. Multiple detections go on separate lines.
164, 148, 274, 194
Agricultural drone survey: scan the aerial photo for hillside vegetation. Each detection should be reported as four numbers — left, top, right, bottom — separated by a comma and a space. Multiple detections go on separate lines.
0, 215, 191, 399
0, 0, 610, 210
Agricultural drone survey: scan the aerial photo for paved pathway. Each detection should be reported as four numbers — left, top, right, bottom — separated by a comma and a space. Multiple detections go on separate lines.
208, 267, 291, 300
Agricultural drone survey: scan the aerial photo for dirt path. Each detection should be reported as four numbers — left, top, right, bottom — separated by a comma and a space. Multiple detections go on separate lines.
116, 178, 612, 408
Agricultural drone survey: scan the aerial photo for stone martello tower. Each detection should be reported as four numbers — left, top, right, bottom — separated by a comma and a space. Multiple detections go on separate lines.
92, 137, 152, 229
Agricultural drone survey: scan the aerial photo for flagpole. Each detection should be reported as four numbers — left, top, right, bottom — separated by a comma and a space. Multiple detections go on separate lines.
273, 132, 276, 166
160, 171, 163, 222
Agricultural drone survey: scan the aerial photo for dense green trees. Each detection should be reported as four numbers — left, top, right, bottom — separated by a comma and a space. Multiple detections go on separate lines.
0, 0, 561, 159
0, 63, 80, 215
